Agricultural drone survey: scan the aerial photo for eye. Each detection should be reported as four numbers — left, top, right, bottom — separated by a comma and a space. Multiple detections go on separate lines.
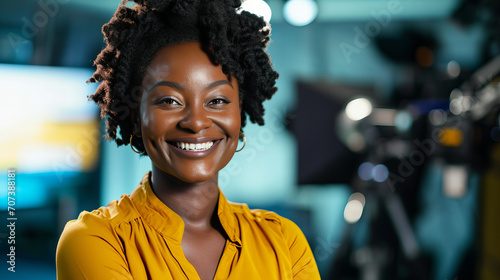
207, 98, 230, 106
156, 97, 182, 106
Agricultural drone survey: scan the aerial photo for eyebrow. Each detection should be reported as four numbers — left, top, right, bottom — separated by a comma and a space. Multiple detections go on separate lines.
147, 79, 233, 94
147, 81, 183, 93
206, 80, 233, 90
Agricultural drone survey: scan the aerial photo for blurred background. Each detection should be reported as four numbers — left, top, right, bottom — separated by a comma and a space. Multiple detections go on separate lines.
1, 0, 500, 279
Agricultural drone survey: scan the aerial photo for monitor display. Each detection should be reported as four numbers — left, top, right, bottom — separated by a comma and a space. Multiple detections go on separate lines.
0, 64, 100, 209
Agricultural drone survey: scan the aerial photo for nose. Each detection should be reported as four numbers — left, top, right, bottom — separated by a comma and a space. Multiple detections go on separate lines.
178, 106, 212, 133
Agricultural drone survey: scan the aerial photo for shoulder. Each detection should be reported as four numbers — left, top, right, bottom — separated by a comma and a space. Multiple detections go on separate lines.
56, 196, 138, 279
63, 194, 136, 232
59, 204, 116, 242
57, 194, 138, 257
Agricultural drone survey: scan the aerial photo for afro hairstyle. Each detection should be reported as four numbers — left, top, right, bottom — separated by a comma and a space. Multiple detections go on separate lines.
87, 0, 279, 155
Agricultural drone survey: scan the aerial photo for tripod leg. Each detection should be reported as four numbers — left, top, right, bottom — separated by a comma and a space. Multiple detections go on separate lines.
384, 192, 420, 259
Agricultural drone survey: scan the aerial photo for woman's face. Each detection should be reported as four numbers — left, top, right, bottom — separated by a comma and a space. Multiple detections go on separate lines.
139, 42, 241, 183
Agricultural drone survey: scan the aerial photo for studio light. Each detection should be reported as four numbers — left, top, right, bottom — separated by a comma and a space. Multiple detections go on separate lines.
443, 165, 467, 198
447, 60, 461, 78
240, 0, 273, 23
345, 98, 373, 121
358, 162, 374, 181
283, 0, 318, 27
395, 111, 414, 132
372, 164, 389, 183
343, 192, 366, 224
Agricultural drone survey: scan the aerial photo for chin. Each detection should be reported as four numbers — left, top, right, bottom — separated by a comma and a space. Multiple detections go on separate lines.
173, 168, 218, 184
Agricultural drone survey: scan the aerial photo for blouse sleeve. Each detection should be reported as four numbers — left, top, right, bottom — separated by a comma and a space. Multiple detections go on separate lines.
281, 217, 322, 280
56, 212, 133, 280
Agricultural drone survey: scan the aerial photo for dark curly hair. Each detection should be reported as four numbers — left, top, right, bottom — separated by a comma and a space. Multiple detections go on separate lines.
87, 0, 279, 155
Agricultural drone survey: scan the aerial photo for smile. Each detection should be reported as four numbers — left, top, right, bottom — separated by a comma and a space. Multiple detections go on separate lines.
176, 141, 214, 151
166, 138, 222, 158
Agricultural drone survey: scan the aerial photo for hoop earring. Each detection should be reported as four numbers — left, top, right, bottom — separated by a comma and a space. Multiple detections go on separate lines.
236, 131, 246, 152
130, 134, 145, 154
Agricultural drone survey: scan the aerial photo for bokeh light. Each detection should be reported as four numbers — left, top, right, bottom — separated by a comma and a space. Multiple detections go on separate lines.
240, 0, 272, 22
345, 98, 373, 121
283, 0, 318, 27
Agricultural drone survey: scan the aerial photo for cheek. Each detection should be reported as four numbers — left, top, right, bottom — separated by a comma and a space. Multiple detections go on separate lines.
210, 109, 240, 156
140, 96, 171, 138
140, 107, 156, 138
140, 107, 175, 141
218, 108, 241, 136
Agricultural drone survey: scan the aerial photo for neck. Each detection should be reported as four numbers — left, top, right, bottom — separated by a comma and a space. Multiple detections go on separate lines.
150, 164, 220, 229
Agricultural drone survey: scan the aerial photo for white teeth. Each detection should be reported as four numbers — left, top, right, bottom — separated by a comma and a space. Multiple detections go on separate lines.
175, 141, 214, 151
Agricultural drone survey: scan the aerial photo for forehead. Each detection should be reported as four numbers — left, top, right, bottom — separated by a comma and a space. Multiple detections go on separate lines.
142, 42, 226, 85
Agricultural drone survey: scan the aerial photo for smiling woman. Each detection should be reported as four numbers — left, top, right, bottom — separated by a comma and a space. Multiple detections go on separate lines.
140, 42, 241, 185
55, 0, 320, 279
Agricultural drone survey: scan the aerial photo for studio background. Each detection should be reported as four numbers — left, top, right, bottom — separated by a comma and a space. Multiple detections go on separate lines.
1, 0, 499, 279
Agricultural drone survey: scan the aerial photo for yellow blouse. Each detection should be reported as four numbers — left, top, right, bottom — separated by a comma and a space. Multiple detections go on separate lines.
56, 172, 321, 280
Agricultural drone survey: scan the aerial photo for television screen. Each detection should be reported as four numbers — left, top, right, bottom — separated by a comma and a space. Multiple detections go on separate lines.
0, 64, 100, 209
